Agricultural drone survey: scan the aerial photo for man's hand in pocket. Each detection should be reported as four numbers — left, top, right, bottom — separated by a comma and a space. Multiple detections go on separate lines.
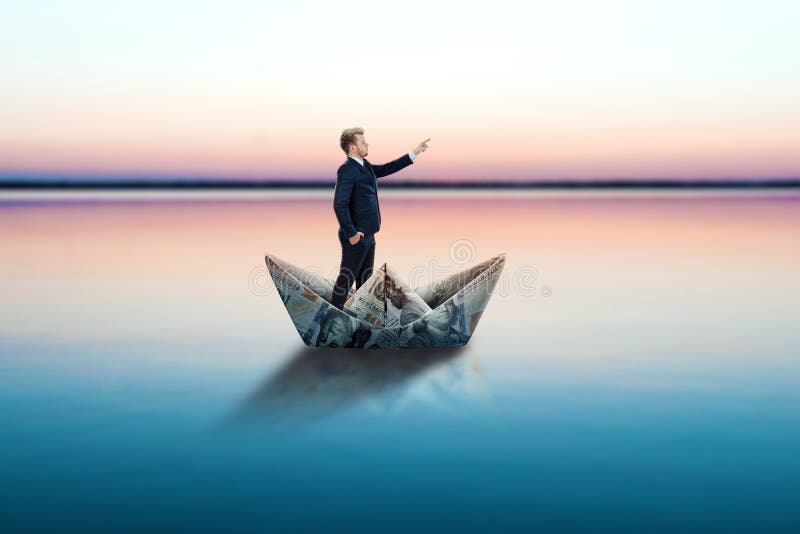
349, 231, 364, 245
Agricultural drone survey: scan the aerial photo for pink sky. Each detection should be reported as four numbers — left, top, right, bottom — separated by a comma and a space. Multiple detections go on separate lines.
2, 1, 799, 181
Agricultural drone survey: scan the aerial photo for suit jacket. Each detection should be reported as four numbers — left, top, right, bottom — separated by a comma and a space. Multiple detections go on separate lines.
333, 153, 414, 238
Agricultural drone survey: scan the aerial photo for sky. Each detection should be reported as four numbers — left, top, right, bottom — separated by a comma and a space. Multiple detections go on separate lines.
1, 0, 799, 182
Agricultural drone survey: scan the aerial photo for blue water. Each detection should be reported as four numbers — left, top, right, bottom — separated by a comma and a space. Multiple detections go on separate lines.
1, 191, 798, 531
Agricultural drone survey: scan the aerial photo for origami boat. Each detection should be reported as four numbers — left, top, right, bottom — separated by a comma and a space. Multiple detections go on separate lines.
265, 252, 505, 349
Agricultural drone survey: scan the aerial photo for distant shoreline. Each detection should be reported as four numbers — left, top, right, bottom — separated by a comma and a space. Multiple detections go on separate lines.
1, 179, 799, 189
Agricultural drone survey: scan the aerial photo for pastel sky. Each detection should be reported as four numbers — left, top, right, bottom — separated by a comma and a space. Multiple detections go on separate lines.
1, 0, 799, 182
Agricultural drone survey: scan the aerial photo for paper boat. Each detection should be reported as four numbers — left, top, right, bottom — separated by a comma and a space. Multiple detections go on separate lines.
265, 253, 506, 349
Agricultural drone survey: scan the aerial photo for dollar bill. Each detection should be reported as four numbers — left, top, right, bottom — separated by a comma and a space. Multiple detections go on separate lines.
267, 254, 352, 304
416, 256, 502, 310
343, 264, 387, 328
384, 264, 432, 329
265, 253, 506, 349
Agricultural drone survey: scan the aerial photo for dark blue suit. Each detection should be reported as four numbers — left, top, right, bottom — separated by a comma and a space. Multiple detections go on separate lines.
330, 153, 414, 309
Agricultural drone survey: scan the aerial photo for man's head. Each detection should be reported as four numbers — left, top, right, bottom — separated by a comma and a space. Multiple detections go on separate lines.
340, 127, 369, 158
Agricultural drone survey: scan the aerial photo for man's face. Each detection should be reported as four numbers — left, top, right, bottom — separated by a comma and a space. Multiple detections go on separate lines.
353, 134, 369, 157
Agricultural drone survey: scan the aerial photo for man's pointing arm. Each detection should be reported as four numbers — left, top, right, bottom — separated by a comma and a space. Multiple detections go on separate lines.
373, 138, 431, 178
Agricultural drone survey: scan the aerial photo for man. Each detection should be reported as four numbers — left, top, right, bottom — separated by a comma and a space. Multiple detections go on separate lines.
330, 127, 430, 310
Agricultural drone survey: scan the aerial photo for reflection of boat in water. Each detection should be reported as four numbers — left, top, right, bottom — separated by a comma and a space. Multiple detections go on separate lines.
265, 253, 506, 349
228, 345, 490, 425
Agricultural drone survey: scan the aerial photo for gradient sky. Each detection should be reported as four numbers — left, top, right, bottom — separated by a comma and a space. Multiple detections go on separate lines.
1, 0, 799, 182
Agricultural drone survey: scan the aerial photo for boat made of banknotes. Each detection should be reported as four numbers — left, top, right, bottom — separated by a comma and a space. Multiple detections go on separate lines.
265, 253, 506, 349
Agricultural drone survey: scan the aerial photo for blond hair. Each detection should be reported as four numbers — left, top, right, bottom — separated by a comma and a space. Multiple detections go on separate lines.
339, 127, 364, 155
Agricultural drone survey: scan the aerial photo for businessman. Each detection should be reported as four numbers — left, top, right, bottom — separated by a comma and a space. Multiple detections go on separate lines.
330, 127, 430, 310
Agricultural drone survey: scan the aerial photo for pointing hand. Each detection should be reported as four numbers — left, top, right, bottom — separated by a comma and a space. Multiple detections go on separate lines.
413, 138, 431, 156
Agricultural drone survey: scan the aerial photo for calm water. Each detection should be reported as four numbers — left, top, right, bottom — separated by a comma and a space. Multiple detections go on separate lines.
1, 190, 798, 531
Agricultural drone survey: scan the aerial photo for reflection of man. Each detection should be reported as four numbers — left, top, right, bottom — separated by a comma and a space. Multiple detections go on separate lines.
330, 127, 430, 310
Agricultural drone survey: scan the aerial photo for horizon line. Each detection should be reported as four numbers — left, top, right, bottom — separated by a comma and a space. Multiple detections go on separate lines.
1, 178, 799, 190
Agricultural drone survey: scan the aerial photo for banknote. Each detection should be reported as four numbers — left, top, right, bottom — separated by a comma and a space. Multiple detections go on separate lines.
266, 256, 330, 343
267, 254, 352, 304
385, 264, 432, 329
265, 253, 506, 349
416, 255, 503, 310
460, 255, 504, 335
343, 264, 387, 328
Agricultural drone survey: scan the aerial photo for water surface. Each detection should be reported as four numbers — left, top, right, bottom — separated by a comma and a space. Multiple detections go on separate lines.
1, 190, 798, 531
